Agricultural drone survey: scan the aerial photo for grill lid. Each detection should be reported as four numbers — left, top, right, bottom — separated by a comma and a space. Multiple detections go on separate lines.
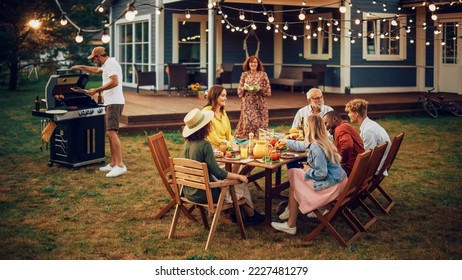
45, 70, 97, 110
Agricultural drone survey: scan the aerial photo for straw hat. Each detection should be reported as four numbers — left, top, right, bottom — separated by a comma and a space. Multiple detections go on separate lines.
182, 108, 214, 138
87, 46, 106, 59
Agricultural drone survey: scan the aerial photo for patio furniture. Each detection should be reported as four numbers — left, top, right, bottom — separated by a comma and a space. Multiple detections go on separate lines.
303, 64, 326, 91
133, 64, 156, 95
168, 157, 247, 251
303, 149, 372, 247
363, 132, 405, 214
220, 63, 234, 90
167, 64, 189, 96
147, 132, 195, 221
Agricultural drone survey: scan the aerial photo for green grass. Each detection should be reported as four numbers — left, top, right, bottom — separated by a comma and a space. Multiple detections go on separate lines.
0, 80, 462, 260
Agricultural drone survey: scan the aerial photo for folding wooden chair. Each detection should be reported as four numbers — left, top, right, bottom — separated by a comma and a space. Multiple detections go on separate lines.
168, 157, 247, 250
363, 132, 405, 215
303, 149, 372, 247
147, 132, 195, 220
341, 142, 388, 232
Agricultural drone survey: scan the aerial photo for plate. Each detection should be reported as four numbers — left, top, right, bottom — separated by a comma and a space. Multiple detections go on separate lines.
281, 152, 299, 159
214, 150, 224, 158
224, 156, 241, 160
45, 109, 68, 114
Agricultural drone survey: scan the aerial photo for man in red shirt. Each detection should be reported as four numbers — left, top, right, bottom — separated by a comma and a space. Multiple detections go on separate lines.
323, 110, 364, 176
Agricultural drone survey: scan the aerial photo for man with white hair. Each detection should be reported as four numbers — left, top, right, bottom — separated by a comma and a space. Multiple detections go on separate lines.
292, 88, 333, 129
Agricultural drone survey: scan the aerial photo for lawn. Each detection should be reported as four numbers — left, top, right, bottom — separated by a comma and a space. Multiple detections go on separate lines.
0, 80, 461, 260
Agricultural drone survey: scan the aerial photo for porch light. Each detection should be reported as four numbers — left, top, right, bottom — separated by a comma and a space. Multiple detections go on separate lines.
339, 1, 347, 13
60, 14, 68, 26
185, 10, 191, 19
75, 31, 83, 43
101, 29, 110, 44
298, 9, 306, 21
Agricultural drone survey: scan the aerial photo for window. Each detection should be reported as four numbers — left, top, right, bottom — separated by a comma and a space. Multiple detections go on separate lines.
362, 13, 407, 61
172, 14, 208, 68
304, 13, 332, 60
441, 22, 458, 64
116, 16, 151, 84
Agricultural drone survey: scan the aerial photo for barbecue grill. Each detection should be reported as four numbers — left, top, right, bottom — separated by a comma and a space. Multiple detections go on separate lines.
32, 70, 106, 168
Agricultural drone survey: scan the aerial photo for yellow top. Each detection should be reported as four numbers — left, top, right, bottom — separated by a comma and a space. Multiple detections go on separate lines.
202, 106, 234, 148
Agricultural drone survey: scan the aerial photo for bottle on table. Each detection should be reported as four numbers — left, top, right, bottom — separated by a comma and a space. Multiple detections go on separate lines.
34, 95, 40, 111
298, 117, 305, 138
248, 132, 254, 157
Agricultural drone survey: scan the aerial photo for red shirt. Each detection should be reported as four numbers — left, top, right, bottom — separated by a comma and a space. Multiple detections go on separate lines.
333, 120, 365, 176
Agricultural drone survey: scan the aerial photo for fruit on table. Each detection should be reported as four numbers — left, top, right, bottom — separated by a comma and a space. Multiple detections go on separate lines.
270, 152, 281, 161
269, 139, 277, 146
289, 127, 299, 134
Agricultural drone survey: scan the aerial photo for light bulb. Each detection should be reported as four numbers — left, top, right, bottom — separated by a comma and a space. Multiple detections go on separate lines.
268, 13, 274, 23
125, 10, 135, 21
410, 39, 414, 44
298, 10, 306, 21
101, 30, 110, 43
60, 15, 68, 26
431, 13, 437, 21
251, 22, 257, 30
75, 33, 83, 43
339, 1, 346, 13
28, 19, 41, 29
429, 3, 436, 12
355, 19, 361, 25
185, 10, 191, 19
266, 23, 271, 30
283, 22, 288, 30
98, 6, 104, 13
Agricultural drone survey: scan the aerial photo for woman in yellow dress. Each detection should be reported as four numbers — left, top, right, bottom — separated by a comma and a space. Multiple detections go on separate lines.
202, 85, 234, 149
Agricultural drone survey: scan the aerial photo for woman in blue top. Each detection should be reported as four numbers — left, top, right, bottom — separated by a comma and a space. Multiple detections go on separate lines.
271, 115, 348, 235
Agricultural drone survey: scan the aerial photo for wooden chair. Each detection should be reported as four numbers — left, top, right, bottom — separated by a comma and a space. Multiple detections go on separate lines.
362, 132, 405, 215
168, 157, 247, 250
167, 64, 189, 96
133, 64, 156, 95
147, 132, 195, 221
303, 149, 372, 247
341, 142, 388, 232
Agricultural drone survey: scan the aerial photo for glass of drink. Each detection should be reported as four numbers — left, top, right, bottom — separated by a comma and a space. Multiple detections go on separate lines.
240, 144, 248, 159
219, 141, 227, 153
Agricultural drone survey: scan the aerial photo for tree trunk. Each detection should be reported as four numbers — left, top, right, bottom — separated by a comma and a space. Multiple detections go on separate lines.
8, 60, 19, 91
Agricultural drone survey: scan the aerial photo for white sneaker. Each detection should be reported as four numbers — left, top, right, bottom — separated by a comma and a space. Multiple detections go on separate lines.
278, 206, 289, 220
99, 163, 113, 172
106, 165, 127, 178
307, 209, 330, 219
271, 221, 297, 235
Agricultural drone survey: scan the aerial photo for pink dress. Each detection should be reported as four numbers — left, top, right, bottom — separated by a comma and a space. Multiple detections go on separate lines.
288, 168, 348, 214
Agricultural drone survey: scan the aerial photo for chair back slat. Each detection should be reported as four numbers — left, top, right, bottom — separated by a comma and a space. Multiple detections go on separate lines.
335, 149, 372, 210
377, 132, 405, 177
362, 142, 388, 189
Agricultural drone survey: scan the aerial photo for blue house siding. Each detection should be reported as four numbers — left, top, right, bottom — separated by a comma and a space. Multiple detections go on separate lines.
351, 67, 416, 88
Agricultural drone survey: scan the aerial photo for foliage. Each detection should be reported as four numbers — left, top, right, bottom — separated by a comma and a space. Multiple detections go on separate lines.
0, 0, 107, 89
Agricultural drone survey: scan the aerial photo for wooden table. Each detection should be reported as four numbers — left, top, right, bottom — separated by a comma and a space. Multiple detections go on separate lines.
217, 153, 306, 226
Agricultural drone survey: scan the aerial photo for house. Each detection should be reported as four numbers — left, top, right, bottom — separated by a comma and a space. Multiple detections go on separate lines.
103, 0, 462, 95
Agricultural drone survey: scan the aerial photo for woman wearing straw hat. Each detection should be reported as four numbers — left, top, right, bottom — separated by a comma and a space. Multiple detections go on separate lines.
182, 108, 265, 225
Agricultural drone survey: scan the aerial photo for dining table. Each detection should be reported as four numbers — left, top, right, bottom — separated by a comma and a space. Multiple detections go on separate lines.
216, 152, 307, 226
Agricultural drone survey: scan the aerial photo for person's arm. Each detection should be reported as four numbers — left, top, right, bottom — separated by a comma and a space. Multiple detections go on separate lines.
361, 130, 377, 151
237, 72, 246, 98
87, 75, 119, 96
71, 65, 102, 74
291, 109, 302, 128
336, 131, 354, 169
259, 72, 271, 97
305, 149, 328, 180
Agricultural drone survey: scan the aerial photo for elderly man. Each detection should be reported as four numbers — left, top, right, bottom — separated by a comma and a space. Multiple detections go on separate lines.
323, 110, 365, 176
345, 98, 391, 175
292, 88, 333, 129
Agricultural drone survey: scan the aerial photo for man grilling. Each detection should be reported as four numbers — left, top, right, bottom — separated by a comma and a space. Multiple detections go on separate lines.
71, 46, 127, 178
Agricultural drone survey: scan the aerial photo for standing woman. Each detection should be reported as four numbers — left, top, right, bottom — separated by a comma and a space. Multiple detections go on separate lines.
202, 85, 234, 149
271, 115, 348, 235
234, 56, 271, 139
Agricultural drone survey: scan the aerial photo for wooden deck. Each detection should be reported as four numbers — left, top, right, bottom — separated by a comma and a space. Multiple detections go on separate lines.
119, 87, 462, 133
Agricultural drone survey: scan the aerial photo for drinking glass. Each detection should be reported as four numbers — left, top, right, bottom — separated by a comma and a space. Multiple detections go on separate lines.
219, 141, 227, 153
240, 144, 248, 159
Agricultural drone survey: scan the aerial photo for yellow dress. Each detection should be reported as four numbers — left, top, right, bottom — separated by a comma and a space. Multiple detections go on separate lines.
202, 106, 234, 148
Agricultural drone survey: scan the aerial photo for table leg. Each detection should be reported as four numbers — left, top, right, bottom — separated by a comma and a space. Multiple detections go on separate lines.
264, 169, 273, 226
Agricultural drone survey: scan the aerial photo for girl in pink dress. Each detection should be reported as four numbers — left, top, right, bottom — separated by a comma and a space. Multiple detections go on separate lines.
271, 115, 348, 235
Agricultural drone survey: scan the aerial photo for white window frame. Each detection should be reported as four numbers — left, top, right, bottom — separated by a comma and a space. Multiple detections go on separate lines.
362, 12, 407, 61
172, 14, 208, 67
303, 12, 333, 60
115, 14, 152, 84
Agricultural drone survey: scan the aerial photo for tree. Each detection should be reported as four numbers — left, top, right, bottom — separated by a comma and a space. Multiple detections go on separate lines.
0, 0, 107, 90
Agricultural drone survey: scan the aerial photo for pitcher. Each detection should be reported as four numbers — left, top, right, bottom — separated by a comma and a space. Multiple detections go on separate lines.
253, 139, 273, 159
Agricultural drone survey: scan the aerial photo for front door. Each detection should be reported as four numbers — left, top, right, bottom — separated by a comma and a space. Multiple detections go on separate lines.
437, 17, 462, 94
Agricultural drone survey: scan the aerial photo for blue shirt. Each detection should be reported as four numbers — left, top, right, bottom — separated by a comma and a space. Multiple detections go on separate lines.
287, 140, 347, 191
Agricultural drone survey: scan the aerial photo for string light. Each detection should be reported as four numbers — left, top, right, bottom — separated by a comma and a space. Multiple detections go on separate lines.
298, 9, 306, 21
429, 1, 437, 12
60, 14, 68, 26
268, 12, 274, 23
239, 9, 245, 20
431, 13, 438, 21
101, 29, 110, 43
339, 1, 347, 13
185, 9, 191, 19
75, 30, 83, 43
